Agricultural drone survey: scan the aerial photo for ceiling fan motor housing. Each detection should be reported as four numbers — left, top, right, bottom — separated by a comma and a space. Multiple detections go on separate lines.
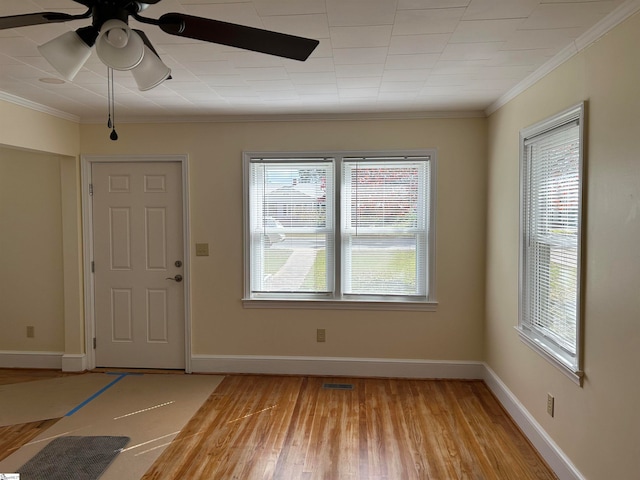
90, 0, 140, 31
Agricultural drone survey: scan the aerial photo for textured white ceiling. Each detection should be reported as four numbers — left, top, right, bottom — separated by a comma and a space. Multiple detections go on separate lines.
0, 0, 631, 122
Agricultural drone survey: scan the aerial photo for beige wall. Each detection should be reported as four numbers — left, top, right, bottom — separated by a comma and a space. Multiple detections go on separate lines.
0, 101, 84, 357
81, 117, 487, 361
486, 12, 640, 480
3, 8, 638, 478
0, 99, 79, 157
0, 147, 65, 351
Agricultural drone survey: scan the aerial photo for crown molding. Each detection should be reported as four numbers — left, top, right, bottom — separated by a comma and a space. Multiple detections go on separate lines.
4, 0, 639, 124
0, 91, 80, 123
574, 0, 640, 51
80, 109, 486, 125
486, 0, 640, 116
1, 90, 483, 124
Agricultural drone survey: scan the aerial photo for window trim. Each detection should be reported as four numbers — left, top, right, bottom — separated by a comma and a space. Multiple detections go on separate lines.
518, 103, 585, 386
242, 150, 438, 311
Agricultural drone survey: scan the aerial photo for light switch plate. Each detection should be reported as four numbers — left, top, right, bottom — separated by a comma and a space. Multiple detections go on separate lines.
195, 243, 209, 256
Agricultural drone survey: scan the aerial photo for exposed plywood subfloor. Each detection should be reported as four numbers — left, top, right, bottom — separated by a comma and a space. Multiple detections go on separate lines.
0, 374, 113, 426
0, 371, 558, 479
0, 373, 223, 480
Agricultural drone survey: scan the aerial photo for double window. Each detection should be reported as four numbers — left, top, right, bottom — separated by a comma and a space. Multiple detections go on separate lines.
243, 151, 436, 309
519, 103, 585, 383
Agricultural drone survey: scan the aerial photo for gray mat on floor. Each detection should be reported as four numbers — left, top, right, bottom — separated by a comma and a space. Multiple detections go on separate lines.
17, 436, 129, 480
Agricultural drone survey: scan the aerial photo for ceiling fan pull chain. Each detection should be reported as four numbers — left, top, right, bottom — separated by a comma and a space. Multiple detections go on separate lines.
0, 2, 319, 128
107, 67, 118, 141
107, 67, 112, 128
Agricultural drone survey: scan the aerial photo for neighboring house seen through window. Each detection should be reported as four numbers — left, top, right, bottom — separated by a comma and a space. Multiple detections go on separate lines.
519, 103, 585, 384
243, 151, 437, 310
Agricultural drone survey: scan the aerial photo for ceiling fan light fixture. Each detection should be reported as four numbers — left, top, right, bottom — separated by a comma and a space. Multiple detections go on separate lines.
96, 19, 144, 71
38, 30, 92, 81
105, 27, 129, 48
132, 46, 171, 91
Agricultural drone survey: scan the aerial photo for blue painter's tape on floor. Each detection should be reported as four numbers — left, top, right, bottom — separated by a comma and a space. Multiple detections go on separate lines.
65, 373, 133, 417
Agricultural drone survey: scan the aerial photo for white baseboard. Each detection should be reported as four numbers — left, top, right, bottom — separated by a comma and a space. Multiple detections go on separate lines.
483, 364, 585, 480
191, 354, 485, 379
0, 350, 63, 369
61, 353, 87, 372
0, 350, 581, 479
193, 355, 583, 480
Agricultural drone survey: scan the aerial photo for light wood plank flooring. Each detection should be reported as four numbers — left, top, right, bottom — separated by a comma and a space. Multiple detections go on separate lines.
143, 375, 557, 480
0, 368, 77, 386
1, 370, 557, 479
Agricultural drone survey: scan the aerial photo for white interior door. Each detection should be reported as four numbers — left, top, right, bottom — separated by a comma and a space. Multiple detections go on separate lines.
92, 161, 185, 369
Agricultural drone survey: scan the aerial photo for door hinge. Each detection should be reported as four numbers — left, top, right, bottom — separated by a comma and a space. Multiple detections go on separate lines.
91, 261, 95, 273
93, 337, 97, 349
89, 183, 93, 196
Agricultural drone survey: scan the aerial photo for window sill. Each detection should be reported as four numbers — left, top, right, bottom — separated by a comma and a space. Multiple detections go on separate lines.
243, 298, 438, 312
516, 326, 584, 386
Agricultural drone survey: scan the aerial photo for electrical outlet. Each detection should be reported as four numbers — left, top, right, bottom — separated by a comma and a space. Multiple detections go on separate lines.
316, 328, 326, 343
26, 326, 35, 338
547, 393, 555, 417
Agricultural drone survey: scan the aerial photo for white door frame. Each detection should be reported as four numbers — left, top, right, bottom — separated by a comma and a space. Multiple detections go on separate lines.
81, 154, 192, 372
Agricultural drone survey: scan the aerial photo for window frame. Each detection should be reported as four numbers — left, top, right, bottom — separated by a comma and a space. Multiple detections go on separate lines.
243, 150, 437, 311
518, 103, 586, 385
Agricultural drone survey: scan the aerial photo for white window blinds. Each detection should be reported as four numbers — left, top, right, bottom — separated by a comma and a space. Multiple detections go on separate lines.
342, 158, 429, 296
519, 103, 584, 380
249, 159, 334, 295
244, 151, 436, 306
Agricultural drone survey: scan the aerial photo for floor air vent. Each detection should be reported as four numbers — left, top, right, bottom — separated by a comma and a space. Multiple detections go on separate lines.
322, 383, 354, 390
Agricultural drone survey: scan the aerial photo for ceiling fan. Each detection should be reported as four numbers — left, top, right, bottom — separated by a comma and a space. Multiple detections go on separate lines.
0, 0, 319, 138
0, 0, 319, 64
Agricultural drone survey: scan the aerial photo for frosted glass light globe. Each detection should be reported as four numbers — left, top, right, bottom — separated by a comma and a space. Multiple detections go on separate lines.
107, 28, 128, 48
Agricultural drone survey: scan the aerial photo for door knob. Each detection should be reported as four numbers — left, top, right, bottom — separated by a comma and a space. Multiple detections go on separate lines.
166, 274, 183, 282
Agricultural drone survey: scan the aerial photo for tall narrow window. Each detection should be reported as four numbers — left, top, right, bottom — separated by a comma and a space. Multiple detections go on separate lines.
342, 158, 429, 297
519, 103, 585, 383
247, 159, 334, 296
244, 151, 436, 309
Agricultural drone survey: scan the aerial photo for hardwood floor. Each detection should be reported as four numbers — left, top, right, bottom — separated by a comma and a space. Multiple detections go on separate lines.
143, 376, 557, 480
0, 368, 72, 462
0, 370, 557, 479
0, 418, 60, 462
0, 367, 77, 386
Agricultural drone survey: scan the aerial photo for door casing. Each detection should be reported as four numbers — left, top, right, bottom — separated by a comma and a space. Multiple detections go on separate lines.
81, 155, 191, 372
